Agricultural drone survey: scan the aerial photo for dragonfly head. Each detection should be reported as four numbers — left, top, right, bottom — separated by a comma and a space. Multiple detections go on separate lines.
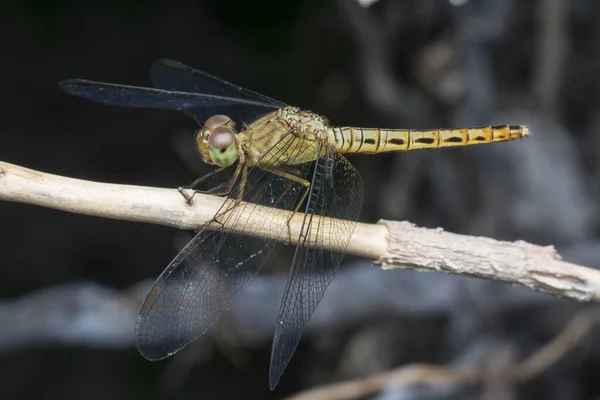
195, 114, 239, 167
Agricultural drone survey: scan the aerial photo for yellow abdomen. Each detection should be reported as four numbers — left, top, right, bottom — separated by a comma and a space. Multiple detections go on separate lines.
329, 125, 530, 154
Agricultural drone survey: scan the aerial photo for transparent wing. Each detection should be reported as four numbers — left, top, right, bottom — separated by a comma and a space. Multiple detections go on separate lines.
135, 132, 313, 360
268, 146, 364, 389
149, 58, 287, 127
60, 59, 286, 127
150, 58, 287, 107
59, 79, 280, 111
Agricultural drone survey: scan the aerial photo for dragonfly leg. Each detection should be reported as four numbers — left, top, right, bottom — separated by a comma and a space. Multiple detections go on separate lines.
177, 167, 229, 204
177, 186, 195, 203
190, 167, 227, 189
201, 164, 247, 198
202, 183, 232, 196
213, 163, 248, 223
267, 167, 311, 245
177, 185, 230, 202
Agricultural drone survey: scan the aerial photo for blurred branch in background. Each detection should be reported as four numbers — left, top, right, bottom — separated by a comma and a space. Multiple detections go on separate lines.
2, 160, 600, 302
285, 309, 599, 400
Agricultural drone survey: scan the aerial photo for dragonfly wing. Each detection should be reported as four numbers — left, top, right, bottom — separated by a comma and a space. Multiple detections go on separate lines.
136, 227, 270, 359
151, 58, 288, 108
59, 79, 280, 110
150, 58, 286, 127
135, 132, 314, 360
268, 146, 364, 389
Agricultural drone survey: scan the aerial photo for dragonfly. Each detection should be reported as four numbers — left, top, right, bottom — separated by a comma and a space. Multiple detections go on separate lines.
59, 59, 529, 389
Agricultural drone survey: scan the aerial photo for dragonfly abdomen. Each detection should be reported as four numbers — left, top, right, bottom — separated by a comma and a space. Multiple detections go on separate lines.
330, 125, 529, 154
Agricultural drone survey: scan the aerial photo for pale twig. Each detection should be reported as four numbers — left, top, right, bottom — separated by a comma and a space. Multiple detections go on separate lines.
2, 160, 600, 302
512, 309, 598, 382
284, 309, 600, 400
285, 364, 480, 400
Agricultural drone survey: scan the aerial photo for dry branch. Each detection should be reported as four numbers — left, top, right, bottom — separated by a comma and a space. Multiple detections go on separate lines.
1, 160, 600, 302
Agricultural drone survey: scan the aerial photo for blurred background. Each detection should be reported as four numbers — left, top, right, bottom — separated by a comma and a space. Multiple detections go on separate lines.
1, 0, 600, 399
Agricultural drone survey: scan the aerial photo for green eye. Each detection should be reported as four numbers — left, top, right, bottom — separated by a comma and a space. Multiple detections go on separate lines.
208, 125, 238, 167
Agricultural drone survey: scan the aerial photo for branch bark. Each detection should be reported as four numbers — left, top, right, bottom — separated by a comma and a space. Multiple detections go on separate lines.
1, 160, 599, 302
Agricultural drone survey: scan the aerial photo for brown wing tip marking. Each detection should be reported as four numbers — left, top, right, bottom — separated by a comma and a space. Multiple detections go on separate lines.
139, 285, 160, 316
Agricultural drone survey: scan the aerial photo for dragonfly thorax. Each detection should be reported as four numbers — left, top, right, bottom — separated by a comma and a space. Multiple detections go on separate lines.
278, 107, 329, 140
235, 107, 331, 167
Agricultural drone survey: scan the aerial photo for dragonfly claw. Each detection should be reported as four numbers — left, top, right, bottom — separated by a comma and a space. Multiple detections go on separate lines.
177, 186, 195, 204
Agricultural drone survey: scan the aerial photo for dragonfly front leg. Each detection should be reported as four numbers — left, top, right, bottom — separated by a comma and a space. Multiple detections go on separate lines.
177, 160, 247, 204
177, 167, 228, 203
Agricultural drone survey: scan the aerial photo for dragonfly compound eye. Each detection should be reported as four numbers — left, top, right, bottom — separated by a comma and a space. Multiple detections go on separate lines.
208, 125, 238, 167
204, 114, 232, 130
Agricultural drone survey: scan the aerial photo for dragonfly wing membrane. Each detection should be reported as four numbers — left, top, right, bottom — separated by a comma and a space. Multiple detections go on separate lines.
151, 58, 287, 108
268, 147, 363, 389
136, 227, 270, 359
149, 58, 285, 127
59, 79, 281, 111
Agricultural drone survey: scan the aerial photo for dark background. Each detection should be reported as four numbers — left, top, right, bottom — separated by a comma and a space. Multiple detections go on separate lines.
2, 0, 600, 399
